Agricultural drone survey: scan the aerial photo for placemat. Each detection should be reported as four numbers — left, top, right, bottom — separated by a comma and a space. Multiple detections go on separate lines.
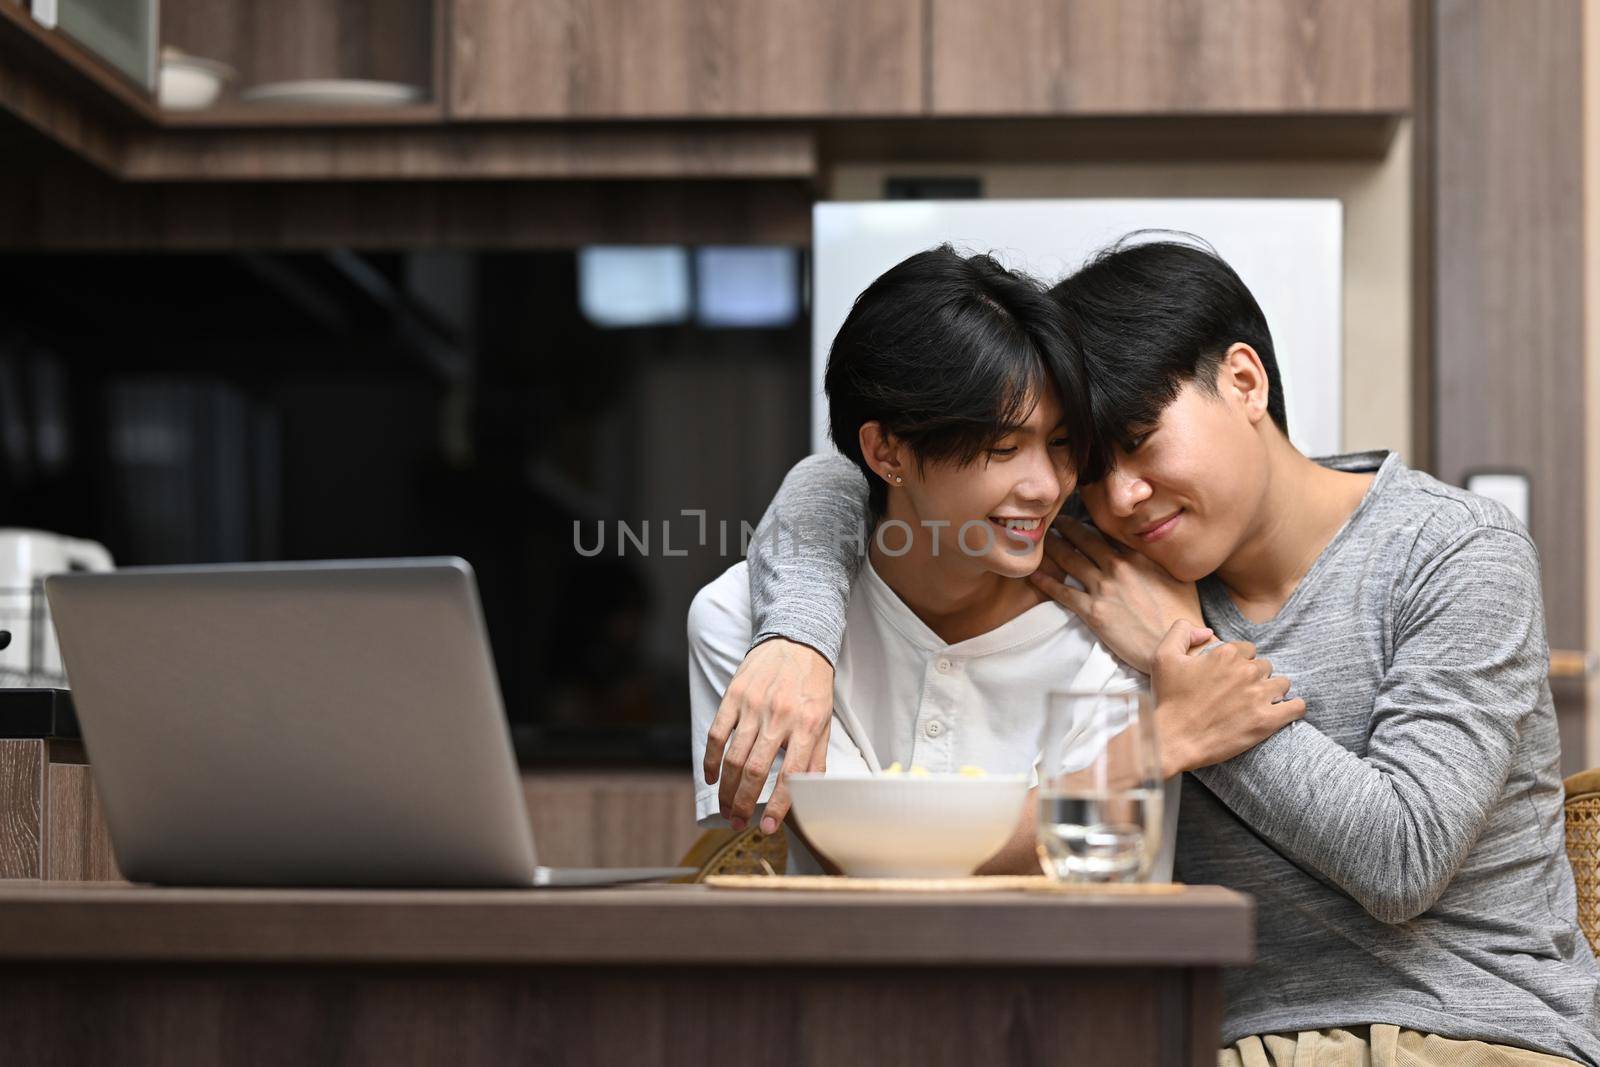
704, 874, 1186, 894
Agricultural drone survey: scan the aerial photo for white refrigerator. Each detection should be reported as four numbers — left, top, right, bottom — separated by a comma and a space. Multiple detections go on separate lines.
810, 199, 1344, 459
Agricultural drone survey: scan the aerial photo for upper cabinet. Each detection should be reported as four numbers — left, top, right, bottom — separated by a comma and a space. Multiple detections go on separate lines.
448, 0, 925, 119
1, 0, 1414, 187
449, 0, 1409, 121
927, 0, 1412, 115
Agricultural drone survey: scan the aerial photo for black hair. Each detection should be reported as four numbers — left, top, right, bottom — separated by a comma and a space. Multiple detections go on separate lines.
826, 244, 1092, 516
1049, 235, 1287, 482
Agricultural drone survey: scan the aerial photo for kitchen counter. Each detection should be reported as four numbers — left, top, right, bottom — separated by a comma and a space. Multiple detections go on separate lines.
0, 881, 1250, 1065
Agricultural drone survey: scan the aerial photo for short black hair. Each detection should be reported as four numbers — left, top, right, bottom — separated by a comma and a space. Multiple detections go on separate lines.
826, 245, 1092, 515
1049, 236, 1286, 481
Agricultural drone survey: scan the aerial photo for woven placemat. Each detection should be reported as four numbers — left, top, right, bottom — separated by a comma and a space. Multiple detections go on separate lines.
704, 874, 1186, 894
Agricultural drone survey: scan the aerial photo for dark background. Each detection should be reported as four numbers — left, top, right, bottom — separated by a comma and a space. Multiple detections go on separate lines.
0, 248, 811, 764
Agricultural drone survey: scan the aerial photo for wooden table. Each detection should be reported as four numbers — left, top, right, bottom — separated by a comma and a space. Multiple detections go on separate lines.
0, 881, 1252, 1066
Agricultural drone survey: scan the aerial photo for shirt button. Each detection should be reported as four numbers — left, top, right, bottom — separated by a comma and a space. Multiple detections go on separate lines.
936, 657, 952, 673
925, 721, 943, 738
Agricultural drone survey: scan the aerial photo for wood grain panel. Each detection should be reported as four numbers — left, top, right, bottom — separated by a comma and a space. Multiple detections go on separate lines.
118, 124, 815, 181
521, 771, 698, 868
450, 0, 923, 118
0, 964, 1215, 1067
0, 738, 42, 878
1411, 0, 1435, 470
44, 761, 122, 881
1184, 971, 1225, 1067
1432, 1, 1585, 652
1431, 0, 1586, 770
819, 115, 1401, 163
157, 104, 445, 127
0, 883, 1254, 964
0, 169, 812, 249
8, 761, 701, 881
929, 0, 1412, 115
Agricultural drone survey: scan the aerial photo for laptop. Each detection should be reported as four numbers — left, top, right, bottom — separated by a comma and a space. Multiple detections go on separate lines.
44, 558, 695, 888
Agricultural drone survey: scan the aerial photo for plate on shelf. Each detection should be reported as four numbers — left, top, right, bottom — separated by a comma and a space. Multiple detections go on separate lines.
237, 79, 427, 108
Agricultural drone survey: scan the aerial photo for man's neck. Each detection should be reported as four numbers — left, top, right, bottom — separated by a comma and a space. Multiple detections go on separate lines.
867, 506, 1040, 644
1215, 440, 1376, 623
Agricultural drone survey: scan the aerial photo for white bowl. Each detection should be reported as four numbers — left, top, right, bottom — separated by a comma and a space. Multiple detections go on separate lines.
158, 49, 236, 111
786, 773, 1030, 878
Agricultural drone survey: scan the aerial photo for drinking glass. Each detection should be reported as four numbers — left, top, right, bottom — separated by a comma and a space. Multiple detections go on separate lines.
1036, 690, 1164, 883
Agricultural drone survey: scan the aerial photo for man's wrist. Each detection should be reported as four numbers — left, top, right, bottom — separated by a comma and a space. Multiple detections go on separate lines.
1154, 704, 1191, 778
749, 631, 838, 669
1123, 637, 1157, 675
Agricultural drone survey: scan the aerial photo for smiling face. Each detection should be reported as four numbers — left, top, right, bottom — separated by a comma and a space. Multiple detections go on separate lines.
1077, 355, 1273, 582
893, 385, 1076, 579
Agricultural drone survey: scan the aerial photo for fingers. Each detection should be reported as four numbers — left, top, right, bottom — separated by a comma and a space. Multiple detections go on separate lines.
759, 766, 796, 837
1249, 684, 1301, 742
718, 720, 759, 826
1159, 619, 1218, 662
1156, 618, 1196, 661
1035, 544, 1069, 584
728, 730, 786, 826
1041, 528, 1101, 592
1028, 568, 1093, 618
760, 776, 792, 836
812, 717, 831, 775
1053, 542, 1101, 591
763, 727, 818, 834
703, 685, 744, 784
1039, 529, 1078, 575
1058, 518, 1119, 571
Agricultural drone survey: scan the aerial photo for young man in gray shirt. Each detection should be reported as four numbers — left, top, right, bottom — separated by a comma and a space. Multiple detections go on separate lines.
701, 241, 1600, 1064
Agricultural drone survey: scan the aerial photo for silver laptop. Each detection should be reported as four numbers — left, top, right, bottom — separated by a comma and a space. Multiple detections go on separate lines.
44, 558, 694, 888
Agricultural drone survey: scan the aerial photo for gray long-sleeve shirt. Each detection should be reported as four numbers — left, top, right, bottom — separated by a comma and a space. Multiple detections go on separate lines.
746, 449, 1600, 1064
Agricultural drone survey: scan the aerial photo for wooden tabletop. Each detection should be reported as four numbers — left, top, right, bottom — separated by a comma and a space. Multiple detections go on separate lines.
0, 881, 1253, 967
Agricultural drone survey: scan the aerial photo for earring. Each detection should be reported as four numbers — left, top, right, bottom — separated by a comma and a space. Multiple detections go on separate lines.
893, 474, 904, 485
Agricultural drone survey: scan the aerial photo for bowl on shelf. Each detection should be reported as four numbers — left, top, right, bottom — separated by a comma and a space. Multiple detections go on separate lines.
785, 772, 1030, 878
157, 47, 236, 111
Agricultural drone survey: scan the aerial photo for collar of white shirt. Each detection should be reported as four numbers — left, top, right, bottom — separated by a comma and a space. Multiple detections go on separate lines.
855, 556, 1076, 656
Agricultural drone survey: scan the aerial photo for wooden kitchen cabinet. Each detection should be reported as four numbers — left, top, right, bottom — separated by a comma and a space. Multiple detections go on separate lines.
0, 741, 697, 879
0, 738, 121, 881
449, 0, 924, 119
929, 0, 1412, 115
